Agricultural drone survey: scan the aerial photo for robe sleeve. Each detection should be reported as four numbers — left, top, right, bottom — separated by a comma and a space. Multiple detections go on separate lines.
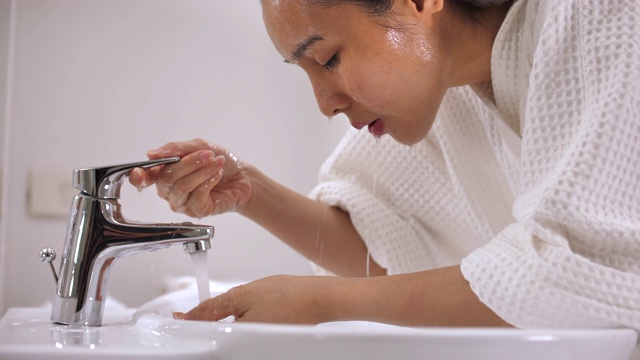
309, 128, 475, 275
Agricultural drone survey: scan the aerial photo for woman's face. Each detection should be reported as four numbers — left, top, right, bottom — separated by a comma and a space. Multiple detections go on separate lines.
262, 0, 450, 145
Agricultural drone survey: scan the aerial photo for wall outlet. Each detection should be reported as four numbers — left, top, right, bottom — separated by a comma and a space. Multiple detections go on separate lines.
27, 168, 77, 218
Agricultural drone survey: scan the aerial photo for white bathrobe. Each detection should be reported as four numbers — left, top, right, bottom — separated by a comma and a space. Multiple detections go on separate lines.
310, 0, 640, 331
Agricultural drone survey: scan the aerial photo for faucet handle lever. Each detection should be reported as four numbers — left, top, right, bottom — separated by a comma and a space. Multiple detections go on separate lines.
40, 247, 59, 284
73, 157, 180, 198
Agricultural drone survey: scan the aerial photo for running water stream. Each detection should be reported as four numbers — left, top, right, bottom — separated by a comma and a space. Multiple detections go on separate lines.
190, 251, 211, 302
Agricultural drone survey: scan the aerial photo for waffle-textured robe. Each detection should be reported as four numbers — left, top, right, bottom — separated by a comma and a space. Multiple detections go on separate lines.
310, 0, 640, 331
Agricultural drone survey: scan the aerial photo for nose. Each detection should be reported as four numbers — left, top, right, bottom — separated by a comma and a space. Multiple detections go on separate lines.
309, 75, 350, 117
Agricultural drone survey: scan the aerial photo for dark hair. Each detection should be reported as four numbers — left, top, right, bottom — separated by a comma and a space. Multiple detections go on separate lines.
309, 0, 494, 24
310, 0, 394, 17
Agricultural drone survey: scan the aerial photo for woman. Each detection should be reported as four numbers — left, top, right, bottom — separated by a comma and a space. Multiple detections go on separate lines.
130, 0, 640, 330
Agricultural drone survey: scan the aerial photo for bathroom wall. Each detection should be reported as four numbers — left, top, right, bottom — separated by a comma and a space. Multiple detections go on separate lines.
0, 0, 12, 314
0, 0, 349, 313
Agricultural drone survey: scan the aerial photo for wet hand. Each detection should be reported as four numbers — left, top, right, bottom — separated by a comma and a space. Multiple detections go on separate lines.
129, 138, 253, 218
173, 275, 344, 325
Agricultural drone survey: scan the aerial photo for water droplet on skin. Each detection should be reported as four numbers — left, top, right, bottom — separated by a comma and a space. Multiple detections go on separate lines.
327, 115, 334, 123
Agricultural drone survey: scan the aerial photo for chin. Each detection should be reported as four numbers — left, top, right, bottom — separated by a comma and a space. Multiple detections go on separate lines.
389, 131, 427, 146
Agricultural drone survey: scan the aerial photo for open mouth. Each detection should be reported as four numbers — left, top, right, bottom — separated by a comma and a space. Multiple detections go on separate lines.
368, 119, 384, 138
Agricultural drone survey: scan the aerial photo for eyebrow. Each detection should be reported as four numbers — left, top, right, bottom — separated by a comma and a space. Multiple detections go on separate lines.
290, 34, 324, 62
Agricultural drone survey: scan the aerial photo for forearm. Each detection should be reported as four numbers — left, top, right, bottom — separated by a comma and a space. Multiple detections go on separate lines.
328, 265, 510, 327
239, 166, 385, 277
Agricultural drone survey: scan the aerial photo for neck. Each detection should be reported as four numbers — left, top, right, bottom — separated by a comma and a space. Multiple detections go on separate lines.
440, 1, 512, 87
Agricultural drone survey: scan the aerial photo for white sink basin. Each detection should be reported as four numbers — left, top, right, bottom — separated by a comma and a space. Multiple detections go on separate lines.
1, 283, 637, 360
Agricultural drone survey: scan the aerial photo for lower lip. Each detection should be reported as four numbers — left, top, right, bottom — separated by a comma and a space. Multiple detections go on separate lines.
368, 119, 384, 138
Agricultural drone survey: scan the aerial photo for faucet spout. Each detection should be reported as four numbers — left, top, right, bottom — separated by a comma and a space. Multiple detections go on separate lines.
49, 158, 215, 326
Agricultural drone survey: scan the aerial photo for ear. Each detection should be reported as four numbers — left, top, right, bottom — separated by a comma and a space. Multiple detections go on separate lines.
393, 0, 444, 29
406, 0, 444, 30
409, 0, 444, 14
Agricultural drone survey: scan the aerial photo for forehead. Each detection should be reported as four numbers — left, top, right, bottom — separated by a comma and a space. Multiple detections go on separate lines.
262, 0, 365, 60
262, 0, 318, 54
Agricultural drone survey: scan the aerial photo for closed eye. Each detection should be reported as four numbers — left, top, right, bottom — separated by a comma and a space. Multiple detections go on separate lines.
322, 53, 340, 70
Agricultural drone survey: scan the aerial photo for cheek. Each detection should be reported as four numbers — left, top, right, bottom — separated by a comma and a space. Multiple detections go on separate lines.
346, 78, 393, 112
340, 36, 443, 114
351, 70, 429, 117
341, 60, 398, 108
385, 28, 435, 63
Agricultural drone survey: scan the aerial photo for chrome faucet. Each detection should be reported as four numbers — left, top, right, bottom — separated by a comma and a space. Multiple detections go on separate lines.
40, 158, 214, 326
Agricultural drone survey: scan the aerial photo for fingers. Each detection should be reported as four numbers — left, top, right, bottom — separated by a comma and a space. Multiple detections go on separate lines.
136, 138, 245, 217
129, 166, 162, 190
147, 138, 216, 160
132, 138, 214, 190
128, 167, 150, 191
155, 151, 226, 212
158, 150, 219, 185
171, 277, 320, 324
178, 286, 247, 322
172, 311, 185, 319
181, 167, 225, 217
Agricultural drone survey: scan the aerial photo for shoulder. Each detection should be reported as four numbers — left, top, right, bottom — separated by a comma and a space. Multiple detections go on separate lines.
520, 0, 640, 47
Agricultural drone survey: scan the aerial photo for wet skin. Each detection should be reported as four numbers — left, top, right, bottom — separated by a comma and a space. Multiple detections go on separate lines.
263, 0, 500, 145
